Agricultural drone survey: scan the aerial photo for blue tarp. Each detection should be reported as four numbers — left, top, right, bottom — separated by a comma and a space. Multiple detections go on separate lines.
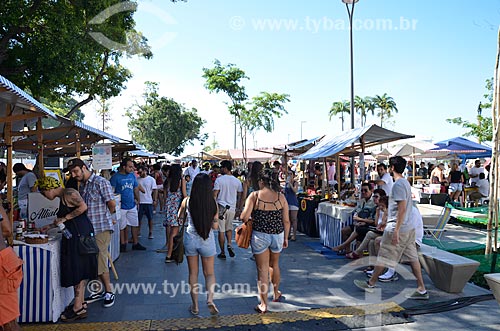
431, 137, 492, 159
298, 125, 413, 159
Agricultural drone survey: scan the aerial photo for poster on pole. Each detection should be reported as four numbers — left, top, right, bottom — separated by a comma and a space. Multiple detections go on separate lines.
92, 143, 113, 170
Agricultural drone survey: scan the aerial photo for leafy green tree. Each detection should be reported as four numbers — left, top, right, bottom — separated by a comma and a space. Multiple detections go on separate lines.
203, 60, 289, 162
329, 101, 350, 130
126, 82, 206, 155
446, 78, 493, 143
42, 97, 85, 122
373, 93, 398, 128
0, 0, 157, 116
96, 98, 112, 131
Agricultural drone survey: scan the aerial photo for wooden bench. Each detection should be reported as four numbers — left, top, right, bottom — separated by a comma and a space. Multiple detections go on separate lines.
419, 243, 480, 293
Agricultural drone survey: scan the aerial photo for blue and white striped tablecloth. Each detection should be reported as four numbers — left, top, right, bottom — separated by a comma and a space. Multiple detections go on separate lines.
316, 202, 355, 249
14, 239, 73, 323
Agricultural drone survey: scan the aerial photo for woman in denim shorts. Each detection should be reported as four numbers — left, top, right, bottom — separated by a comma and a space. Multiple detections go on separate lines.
178, 173, 220, 316
240, 168, 290, 314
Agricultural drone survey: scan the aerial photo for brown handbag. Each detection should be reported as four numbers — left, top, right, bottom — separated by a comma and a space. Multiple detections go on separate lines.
235, 219, 252, 249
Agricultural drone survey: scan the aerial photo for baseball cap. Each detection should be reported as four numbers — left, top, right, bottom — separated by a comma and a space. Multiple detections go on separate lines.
66, 158, 86, 171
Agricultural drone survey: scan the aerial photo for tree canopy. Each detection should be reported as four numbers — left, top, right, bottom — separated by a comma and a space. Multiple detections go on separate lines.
126, 82, 206, 156
203, 59, 289, 161
0, 0, 155, 116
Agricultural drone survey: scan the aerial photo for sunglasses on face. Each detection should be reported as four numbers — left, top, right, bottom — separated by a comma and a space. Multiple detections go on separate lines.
361, 189, 369, 193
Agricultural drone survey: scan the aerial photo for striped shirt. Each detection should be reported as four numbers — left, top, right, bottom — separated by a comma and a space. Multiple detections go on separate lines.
80, 173, 114, 234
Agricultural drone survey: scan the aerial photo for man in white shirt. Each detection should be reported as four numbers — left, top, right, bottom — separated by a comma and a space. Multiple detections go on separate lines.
373, 163, 393, 196
469, 159, 484, 186
213, 160, 243, 259
184, 159, 200, 179
137, 166, 157, 239
476, 173, 489, 198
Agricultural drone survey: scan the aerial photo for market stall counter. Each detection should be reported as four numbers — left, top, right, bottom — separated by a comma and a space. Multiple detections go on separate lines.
14, 235, 73, 323
316, 202, 355, 249
297, 196, 320, 238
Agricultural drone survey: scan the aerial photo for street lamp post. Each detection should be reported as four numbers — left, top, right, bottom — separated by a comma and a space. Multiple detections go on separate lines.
477, 102, 482, 144
342, 0, 358, 184
300, 121, 307, 140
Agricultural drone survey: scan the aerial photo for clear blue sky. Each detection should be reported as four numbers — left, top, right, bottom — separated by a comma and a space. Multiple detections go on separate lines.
83, 0, 500, 155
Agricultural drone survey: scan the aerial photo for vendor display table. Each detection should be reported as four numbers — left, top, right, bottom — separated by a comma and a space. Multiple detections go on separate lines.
297, 197, 320, 238
316, 202, 355, 248
14, 238, 73, 323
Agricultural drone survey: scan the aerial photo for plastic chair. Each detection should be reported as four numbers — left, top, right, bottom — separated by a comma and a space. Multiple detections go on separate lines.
423, 205, 452, 247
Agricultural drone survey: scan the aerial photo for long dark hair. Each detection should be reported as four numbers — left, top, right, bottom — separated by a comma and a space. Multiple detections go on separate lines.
259, 168, 281, 192
167, 164, 182, 193
249, 161, 263, 191
189, 173, 217, 240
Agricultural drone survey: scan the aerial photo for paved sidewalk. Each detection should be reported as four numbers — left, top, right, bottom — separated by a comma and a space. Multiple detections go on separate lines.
20, 211, 499, 330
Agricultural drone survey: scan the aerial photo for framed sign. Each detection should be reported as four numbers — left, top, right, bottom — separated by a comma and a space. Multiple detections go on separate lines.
28, 192, 60, 228
93, 143, 113, 170
44, 169, 65, 188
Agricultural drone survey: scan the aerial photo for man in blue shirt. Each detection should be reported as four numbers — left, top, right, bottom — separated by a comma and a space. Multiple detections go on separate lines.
110, 158, 146, 252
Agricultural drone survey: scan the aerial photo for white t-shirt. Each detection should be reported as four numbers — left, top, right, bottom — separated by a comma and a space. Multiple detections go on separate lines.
477, 179, 489, 197
469, 166, 484, 185
213, 175, 243, 210
184, 166, 200, 179
409, 205, 424, 246
378, 172, 393, 196
386, 178, 413, 233
138, 176, 156, 204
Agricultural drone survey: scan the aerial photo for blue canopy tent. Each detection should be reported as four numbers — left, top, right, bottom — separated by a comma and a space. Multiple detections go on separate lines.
430, 137, 492, 159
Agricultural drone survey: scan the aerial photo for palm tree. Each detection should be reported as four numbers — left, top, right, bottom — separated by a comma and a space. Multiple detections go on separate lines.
329, 100, 350, 131
354, 96, 376, 126
373, 93, 398, 128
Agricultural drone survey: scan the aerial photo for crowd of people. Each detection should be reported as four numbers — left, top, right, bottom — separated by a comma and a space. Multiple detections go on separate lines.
0, 153, 494, 325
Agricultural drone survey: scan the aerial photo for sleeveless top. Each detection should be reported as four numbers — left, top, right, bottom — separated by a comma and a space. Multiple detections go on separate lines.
155, 171, 164, 185
185, 199, 213, 239
251, 192, 285, 234
449, 170, 462, 183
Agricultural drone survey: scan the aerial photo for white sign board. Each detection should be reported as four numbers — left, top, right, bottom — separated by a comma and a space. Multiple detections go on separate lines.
28, 192, 60, 228
92, 143, 113, 170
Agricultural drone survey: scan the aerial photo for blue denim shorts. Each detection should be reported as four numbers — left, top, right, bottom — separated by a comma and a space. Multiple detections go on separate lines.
184, 231, 217, 257
251, 230, 284, 255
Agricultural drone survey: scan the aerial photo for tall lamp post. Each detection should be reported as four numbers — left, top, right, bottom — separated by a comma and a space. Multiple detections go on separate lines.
477, 102, 482, 144
300, 121, 307, 140
342, 0, 358, 184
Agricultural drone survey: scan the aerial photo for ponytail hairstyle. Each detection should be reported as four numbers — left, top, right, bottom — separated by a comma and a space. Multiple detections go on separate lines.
188, 173, 217, 240
259, 168, 281, 192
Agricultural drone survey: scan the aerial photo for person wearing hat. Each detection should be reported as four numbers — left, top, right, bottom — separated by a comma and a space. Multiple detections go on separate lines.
36, 176, 98, 321
13, 163, 38, 220
67, 158, 117, 308
201, 162, 212, 175
184, 159, 200, 179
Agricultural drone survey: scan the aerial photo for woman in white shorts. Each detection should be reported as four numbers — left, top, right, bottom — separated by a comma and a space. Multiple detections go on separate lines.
177, 173, 219, 316
447, 163, 464, 204
240, 168, 290, 314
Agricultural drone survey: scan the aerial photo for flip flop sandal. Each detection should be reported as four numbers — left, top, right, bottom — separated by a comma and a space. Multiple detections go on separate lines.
272, 293, 285, 302
189, 306, 199, 316
207, 302, 219, 315
254, 305, 267, 314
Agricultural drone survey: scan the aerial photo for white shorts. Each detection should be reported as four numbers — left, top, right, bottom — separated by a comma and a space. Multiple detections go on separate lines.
119, 207, 139, 230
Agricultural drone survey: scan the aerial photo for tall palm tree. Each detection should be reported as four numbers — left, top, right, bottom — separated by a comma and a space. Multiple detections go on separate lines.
373, 93, 398, 128
354, 96, 376, 126
329, 100, 350, 131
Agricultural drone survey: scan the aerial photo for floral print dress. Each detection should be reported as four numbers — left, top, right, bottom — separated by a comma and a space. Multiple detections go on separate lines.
164, 186, 183, 227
